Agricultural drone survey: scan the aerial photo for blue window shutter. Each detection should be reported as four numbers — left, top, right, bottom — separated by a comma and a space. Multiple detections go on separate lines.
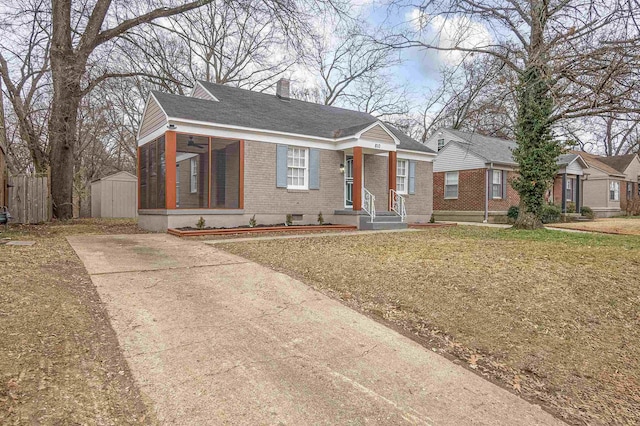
502, 170, 507, 199
276, 144, 288, 188
309, 148, 320, 189
408, 160, 416, 194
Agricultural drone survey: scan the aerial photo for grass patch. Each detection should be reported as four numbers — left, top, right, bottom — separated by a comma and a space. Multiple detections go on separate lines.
548, 217, 640, 235
219, 226, 640, 425
0, 219, 155, 424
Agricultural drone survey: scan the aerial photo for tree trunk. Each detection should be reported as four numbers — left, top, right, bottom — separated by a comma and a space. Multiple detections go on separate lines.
49, 64, 82, 220
513, 200, 544, 230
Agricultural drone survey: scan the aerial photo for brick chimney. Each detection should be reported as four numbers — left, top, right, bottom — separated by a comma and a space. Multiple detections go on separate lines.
276, 78, 290, 100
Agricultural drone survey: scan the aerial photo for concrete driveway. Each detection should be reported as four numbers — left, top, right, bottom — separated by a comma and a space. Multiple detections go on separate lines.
68, 234, 563, 425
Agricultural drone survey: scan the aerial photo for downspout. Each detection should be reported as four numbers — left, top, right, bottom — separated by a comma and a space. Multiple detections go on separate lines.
484, 165, 490, 223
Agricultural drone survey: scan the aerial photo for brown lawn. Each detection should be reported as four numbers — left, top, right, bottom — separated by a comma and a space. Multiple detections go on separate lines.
549, 217, 640, 235
219, 226, 640, 425
0, 219, 155, 424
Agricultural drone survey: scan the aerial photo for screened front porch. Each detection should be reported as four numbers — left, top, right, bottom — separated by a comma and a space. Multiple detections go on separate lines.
138, 131, 244, 211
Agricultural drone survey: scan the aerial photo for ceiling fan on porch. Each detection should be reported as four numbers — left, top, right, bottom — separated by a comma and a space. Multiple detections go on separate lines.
187, 135, 206, 149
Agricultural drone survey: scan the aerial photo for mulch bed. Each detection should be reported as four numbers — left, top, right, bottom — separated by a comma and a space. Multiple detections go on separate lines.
169, 224, 357, 237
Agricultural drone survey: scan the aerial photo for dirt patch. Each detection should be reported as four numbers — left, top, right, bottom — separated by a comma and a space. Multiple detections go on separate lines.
0, 219, 156, 424
549, 217, 640, 235
219, 226, 640, 425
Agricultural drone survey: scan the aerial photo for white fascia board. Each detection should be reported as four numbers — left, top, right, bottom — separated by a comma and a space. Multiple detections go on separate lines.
136, 92, 169, 141
375, 150, 436, 162
138, 126, 168, 146
159, 120, 342, 150
336, 138, 396, 152
167, 117, 339, 143
353, 121, 401, 145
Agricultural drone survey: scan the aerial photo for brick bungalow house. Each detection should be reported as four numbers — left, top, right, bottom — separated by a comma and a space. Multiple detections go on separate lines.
426, 129, 588, 222
136, 79, 436, 231
577, 151, 637, 216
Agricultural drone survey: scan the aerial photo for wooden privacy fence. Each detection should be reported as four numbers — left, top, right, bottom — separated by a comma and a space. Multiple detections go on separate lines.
8, 174, 52, 224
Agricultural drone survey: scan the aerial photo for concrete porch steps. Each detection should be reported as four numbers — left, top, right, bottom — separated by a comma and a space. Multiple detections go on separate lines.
359, 211, 408, 230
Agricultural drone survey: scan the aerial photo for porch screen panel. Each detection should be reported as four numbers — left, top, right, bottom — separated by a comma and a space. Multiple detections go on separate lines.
139, 135, 166, 209
139, 144, 148, 208
210, 139, 240, 209
176, 134, 209, 208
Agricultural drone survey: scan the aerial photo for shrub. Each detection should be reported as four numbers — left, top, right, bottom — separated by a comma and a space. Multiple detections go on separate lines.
566, 202, 576, 213
317, 212, 324, 225
249, 214, 257, 228
285, 214, 293, 226
429, 213, 435, 223
540, 204, 561, 224
580, 206, 595, 220
196, 216, 206, 229
507, 206, 519, 222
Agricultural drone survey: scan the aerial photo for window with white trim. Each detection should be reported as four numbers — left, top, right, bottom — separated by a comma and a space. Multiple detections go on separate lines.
287, 147, 308, 189
190, 158, 198, 193
437, 139, 445, 151
396, 159, 408, 194
445, 171, 459, 199
627, 181, 633, 200
610, 181, 620, 201
492, 170, 503, 199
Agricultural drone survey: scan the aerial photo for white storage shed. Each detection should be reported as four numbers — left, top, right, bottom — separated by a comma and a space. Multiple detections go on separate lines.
91, 171, 138, 218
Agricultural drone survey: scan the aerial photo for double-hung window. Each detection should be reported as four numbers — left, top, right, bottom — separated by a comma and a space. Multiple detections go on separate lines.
492, 170, 503, 199
610, 181, 620, 201
190, 158, 198, 193
396, 159, 408, 194
287, 147, 308, 189
437, 139, 445, 151
445, 171, 459, 199
627, 182, 633, 200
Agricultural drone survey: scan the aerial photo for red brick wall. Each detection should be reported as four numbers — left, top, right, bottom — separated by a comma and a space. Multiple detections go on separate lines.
434, 169, 486, 211
552, 176, 563, 205
434, 169, 520, 212
621, 180, 639, 212
488, 171, 520, 211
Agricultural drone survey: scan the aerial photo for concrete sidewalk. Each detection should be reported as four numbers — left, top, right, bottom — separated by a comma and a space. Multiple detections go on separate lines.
68, 234, 564, 425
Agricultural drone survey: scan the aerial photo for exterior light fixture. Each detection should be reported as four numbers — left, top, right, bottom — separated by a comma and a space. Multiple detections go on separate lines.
167, 124, 176, 129
339, 163, 345, 174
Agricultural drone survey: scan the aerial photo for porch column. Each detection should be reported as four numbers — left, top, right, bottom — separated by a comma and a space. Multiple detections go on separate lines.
388, 151, 397, 210
353, 146, 363, 211
576, 176, 581, 212
165, 131, 177, 209
561, 173, 567, 213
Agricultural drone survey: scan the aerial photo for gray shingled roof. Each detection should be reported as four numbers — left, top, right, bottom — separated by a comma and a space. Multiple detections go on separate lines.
442, 129, 588, 168
444, 129, 517, 165
152, 82, 433, 153
557, 153, 580, 166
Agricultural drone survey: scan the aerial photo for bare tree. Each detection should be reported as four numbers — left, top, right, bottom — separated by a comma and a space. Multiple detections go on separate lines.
299, 21, 400, 107
0, 0, 51, 173
389, 0, 640, 228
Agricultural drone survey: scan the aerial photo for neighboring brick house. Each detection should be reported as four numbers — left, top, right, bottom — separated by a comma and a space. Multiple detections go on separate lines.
426, 129, 587, 222
584, 152, 639, 216
136, 79, 436, 231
